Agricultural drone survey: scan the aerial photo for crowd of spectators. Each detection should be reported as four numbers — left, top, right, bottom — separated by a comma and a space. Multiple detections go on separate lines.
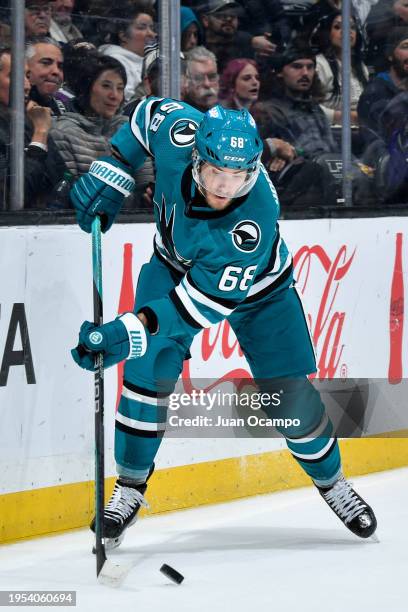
0, 0, 408, 211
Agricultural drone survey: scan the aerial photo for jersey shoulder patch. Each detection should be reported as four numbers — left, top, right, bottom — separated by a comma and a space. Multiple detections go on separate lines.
230, 220, 262, 254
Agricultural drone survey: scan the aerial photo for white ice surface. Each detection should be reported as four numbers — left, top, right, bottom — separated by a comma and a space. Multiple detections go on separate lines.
0, 468, 407, 611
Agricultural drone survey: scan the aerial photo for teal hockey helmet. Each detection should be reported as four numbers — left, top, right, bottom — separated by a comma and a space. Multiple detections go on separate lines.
192, 105, 263, 199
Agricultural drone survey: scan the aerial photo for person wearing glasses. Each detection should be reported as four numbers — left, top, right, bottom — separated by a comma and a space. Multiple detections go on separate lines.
99, 1, 157, 102
183, 46, 220, 112
25, 0, 52, 38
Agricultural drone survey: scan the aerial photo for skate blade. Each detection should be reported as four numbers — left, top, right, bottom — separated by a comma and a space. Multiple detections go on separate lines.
97, 559, 133, 588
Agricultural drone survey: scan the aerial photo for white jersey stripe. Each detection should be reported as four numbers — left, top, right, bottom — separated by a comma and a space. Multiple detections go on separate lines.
290, 437, 335, 460
247, 254, 292, 297
182, 276, 234, 317
174, 283, 212, 328
116, 411, 167, 432
122, 386, 164, 406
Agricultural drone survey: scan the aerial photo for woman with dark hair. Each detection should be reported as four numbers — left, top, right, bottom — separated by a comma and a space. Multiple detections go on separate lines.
219, 58, 260, 110
98, 1, 157, 101
51, 53, 154, 209
311, 11, 369, 125
50, 54, 127, 179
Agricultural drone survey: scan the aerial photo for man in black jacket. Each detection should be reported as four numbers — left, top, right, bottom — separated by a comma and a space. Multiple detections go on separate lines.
252, 44, 340, 207
0, 47, 66, 209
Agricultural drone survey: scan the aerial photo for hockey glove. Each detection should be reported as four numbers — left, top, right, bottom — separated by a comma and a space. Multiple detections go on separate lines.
71, 312, 147, 371
70, 156, 135, 233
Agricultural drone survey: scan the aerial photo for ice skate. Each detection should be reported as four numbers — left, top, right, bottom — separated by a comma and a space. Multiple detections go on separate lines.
317, 475, 377, 539
91, 465, 154, 550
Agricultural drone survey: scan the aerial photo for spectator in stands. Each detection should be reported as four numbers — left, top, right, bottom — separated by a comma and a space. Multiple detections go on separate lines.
26, 36, 66, 116
254, 44, 336, 156
311, 11, 369, 125
99, 1, 157, 102
50, 55, 126, 179
198, 0, 276, 72
219, 57, 260, 109
56, 39, 98, 105
358, 27, 408, 143
181, 6, 202, 52
252, 44, 341, 206
183, 45, 220, 111
51, 54, 153, 209
366, 0, 408, 72
49, 0, 83, 43
25, 0, 52, 38
0, 47, 65, 209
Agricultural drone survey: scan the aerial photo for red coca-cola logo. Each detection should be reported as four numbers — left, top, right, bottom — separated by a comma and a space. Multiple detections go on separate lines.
294, 245, 355, 380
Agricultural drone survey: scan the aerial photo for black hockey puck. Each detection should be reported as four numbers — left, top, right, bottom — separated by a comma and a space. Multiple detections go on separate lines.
160, 563, 184, 584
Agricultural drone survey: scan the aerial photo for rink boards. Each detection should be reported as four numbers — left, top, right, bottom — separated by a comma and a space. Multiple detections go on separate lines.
0, 217, 408, 543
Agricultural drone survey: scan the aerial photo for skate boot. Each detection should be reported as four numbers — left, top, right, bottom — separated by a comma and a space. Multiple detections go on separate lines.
91, 464, 154, 550
317, 475, 377, 539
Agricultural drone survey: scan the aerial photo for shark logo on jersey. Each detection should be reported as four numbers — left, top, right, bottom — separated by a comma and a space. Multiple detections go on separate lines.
155, 196, 192, 268
170, 119, 198, 147
230, 220, 261, 253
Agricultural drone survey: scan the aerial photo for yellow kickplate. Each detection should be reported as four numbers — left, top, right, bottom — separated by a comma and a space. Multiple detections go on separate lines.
1, 438, 408, 544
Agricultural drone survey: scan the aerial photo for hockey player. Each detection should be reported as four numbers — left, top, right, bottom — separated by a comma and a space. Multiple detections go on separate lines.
70, 99, 377, 548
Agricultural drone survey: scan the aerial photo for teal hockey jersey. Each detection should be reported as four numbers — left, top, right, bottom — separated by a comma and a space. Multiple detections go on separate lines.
111, 97, 292, 339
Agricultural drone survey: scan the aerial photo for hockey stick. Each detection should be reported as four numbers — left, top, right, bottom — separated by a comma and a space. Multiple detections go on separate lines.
91, 216, 132, 587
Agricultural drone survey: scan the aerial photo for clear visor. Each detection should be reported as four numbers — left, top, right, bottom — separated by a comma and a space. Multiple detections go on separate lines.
192, 157, 259, 199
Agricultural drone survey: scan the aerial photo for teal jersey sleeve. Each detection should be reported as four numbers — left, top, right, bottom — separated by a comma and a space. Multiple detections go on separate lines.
110, 97, 202, 170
